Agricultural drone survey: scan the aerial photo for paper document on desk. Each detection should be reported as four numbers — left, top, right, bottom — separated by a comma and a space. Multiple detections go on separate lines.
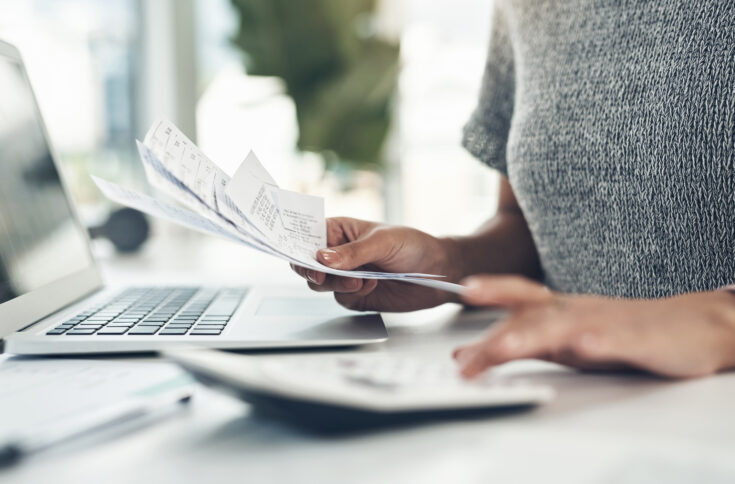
0, 357, 192, 444
92, 119, 462, 293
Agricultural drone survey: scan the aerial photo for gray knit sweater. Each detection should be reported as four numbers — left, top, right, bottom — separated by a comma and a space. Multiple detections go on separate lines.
462, 0, 735, 298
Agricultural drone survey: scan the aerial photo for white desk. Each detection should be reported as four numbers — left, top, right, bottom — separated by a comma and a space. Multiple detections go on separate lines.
3, 234, 735, 483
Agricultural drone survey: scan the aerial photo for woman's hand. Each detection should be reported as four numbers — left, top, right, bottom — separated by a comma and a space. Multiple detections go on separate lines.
291, 217, 463, 312
453, 275, 735, 379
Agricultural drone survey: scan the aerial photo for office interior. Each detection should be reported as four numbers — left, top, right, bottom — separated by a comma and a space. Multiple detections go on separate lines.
1, 1, 734, 483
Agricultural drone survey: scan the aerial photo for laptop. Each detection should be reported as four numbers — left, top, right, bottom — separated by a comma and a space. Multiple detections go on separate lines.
0, 39, 387, 355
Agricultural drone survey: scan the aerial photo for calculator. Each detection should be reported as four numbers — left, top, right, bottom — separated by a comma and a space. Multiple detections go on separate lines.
163, 348, 555, 431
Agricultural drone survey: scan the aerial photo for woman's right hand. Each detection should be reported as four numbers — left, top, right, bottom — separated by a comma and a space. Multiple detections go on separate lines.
290, 217, 463, 312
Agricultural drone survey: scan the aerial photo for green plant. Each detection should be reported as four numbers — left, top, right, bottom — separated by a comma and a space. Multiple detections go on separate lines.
230, 0, 400, 172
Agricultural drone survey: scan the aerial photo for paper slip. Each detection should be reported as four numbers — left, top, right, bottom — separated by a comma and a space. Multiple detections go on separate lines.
138, 119, 444, 279
92, 119, 464, 293
225, 150, 326, 261
0, 357, 192, 443
92, 176, 259, 249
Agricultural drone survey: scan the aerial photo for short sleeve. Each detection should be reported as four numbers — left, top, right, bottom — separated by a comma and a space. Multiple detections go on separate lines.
462, 6, 515, 175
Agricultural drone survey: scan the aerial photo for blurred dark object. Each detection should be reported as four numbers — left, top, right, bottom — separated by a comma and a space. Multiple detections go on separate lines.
89, 208, 150, 253
230, 0, 400, 172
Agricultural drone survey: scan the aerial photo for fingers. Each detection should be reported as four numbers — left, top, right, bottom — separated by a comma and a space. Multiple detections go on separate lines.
294, 217, 381, 281
454, 290, 732, 380
291, 263, 369, 294
452, 274, 558, 377
334, 279, 380, 311
308, 275, 365, 293
461, 275, 554, 307
453, 297, 662, 378
453, 303, 582, 377
317, 230, 393, 271
326, 217, 377, 247
295, 217, 389, 296
289, 264, 326, 285
452, 306, 652, 378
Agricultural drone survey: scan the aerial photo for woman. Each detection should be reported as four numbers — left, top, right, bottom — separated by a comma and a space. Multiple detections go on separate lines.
292, 1, 735, 379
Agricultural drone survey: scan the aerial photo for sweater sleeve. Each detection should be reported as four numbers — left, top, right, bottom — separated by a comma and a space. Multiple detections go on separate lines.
462, 6, 515, 175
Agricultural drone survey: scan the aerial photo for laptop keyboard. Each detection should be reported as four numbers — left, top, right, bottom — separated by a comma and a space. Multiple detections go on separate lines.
45, 287, 247, 336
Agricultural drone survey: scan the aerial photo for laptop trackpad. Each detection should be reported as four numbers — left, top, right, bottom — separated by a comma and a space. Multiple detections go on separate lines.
235, 295, 385, 342
255, 298, 351, 318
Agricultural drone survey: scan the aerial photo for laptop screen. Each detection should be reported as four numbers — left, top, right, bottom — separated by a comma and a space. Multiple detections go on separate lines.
0, 55, 94, 305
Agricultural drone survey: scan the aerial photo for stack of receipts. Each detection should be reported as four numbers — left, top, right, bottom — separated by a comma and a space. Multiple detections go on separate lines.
93, 119, 463, 293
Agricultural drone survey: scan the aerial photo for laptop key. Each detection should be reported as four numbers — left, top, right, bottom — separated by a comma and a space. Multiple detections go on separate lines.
160, 329, 188, 335
46, 329, 67, 335
128, 327, 160, 335
97, 327, 130, 335
190, 330, 222, 335
66, 329, 97, 335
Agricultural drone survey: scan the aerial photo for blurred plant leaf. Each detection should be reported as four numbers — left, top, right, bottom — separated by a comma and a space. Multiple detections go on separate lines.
230, 0, 399, 171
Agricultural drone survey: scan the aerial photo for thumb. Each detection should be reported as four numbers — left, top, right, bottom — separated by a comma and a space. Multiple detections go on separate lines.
460, 275, 553, 307
317, 231, 392, 270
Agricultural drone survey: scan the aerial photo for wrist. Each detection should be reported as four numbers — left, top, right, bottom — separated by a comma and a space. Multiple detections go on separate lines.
437, 236, 467, 283
428, 236, 464, 304
695, 290, 735, 372
716, 290, 735, 370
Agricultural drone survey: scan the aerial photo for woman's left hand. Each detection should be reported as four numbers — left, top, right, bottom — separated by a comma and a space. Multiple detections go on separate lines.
453, 276, 735, 379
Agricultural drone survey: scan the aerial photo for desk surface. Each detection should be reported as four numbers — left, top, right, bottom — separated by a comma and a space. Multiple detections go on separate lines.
3, 235, 735, 483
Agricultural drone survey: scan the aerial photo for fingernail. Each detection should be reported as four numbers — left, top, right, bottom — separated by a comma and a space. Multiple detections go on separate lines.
319, 249, 341, 266
306, 270, 319, 284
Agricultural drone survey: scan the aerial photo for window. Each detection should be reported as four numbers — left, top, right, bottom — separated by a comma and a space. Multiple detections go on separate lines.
193, 0, 499, 235
0, 0, 142, 218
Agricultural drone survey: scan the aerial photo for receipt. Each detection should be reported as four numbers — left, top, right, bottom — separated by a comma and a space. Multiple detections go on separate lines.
225, 151, 326, 262
143, 120, 256, 237
92, 119, 454, 290
239, 150, 277, 185
92, 176, 264, 251
277, 189, 327, 252
134, 141, 272, 253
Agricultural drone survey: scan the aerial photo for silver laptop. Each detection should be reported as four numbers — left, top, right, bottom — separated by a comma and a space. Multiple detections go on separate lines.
0, 40, 387, 355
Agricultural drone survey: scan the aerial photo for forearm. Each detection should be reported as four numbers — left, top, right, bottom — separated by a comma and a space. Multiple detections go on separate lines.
440, 176, 541, 282
626, 289, 735, 375
695, 289, 735, 372
443, 210, 542, 281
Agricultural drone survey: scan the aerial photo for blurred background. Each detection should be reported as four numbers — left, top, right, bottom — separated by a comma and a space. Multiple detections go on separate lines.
0, 0, 498, 256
